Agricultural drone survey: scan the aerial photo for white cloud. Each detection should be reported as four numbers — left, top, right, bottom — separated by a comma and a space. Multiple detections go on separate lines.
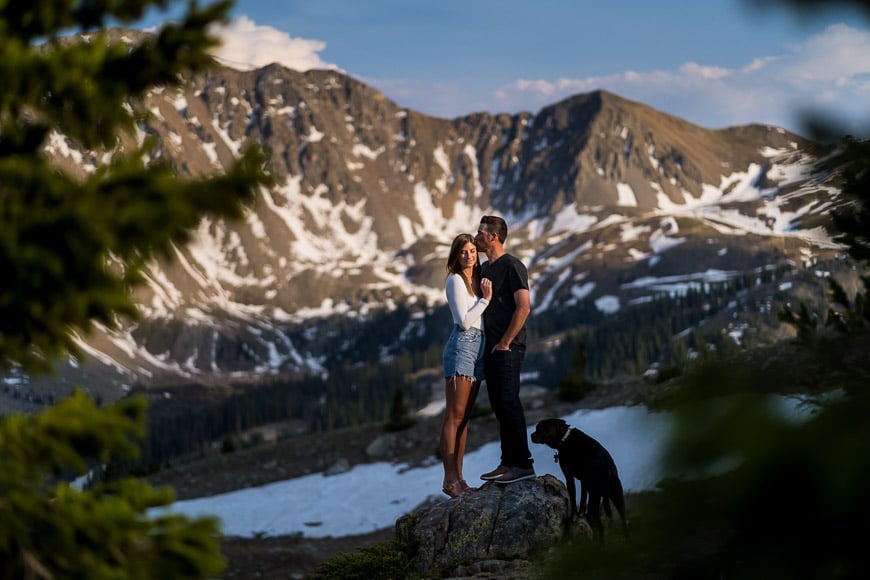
212, 15, 341, 73
783, 23, 870, 83
489, 23, 870, 133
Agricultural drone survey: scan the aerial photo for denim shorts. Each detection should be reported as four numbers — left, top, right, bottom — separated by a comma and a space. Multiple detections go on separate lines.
443, 325, 485, 381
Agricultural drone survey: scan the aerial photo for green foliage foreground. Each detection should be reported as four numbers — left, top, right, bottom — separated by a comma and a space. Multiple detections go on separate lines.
309, 538, 418, 580
0, 391, 224, 579
0, 0, 269, 577
0, 0, 270, 375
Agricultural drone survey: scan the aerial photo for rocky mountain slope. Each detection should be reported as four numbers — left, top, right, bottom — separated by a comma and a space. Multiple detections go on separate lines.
2, 30, 845, 405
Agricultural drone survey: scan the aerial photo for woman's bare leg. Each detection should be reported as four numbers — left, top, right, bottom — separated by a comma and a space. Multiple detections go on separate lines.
440, 375, 476, 490
455, 379, 480, 483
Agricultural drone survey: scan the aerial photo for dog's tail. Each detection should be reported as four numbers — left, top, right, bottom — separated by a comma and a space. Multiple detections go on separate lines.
607, 472, 630, 539
608, 473, 625, 508
603, 473, 625, 514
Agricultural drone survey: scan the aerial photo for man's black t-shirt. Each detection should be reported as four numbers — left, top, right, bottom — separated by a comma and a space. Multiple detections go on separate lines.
481, 253, 529, 349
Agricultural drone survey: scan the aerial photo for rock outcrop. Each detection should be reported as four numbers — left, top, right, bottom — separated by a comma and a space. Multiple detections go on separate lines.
396, 475, 592, 577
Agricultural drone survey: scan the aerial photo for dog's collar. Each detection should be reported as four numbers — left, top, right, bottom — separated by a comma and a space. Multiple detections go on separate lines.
553, 427, 574, 463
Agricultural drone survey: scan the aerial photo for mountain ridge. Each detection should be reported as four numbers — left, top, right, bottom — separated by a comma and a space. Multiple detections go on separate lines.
1, 38, 846, 406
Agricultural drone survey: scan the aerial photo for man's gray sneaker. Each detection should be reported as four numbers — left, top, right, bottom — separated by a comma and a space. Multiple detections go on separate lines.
494, 466, 535, 484
480, 464, 509, 481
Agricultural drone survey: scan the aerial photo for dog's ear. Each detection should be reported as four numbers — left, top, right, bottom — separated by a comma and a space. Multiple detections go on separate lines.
557, 418, 567, 428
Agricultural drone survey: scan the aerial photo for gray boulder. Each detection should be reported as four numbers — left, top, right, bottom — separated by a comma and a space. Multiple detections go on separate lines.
396, 474, 590, 576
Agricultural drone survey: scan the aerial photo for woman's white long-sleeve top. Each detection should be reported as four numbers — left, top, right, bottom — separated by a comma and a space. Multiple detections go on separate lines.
446, 273, 489, 331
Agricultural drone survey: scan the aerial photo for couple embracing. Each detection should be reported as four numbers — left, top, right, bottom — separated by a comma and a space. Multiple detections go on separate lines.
439, 214, 534, 498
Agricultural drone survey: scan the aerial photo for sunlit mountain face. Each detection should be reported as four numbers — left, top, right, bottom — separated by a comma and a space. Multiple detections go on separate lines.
6, 37, 845, 405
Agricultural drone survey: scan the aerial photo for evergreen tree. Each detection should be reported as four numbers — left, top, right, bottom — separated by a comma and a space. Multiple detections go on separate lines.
558, 340, 595, 401
0, 0, 269, 374
1, 391, 226, 579
385, 386, 416, 432
0, 1, 269, 578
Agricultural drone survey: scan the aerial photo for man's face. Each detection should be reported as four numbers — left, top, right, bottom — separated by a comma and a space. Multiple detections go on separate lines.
475, 224, 494, 251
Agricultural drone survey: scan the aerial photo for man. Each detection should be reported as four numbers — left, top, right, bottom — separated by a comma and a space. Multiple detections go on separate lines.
475, 215, 535, 484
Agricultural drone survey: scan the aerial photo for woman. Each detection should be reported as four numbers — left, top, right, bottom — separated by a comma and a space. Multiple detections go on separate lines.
440, 233, 492, 498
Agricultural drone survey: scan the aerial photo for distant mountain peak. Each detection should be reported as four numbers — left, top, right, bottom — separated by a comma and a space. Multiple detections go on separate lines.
19, 51, 842, 398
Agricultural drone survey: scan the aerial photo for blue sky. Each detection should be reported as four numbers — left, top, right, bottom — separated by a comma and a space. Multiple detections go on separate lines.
142, 0, 870, 135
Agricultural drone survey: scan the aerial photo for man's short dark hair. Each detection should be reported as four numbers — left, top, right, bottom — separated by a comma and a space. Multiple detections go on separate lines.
480, 215, 507, 243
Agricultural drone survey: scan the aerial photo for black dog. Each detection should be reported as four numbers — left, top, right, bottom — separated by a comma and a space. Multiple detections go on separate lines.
531, 417, 628, 544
